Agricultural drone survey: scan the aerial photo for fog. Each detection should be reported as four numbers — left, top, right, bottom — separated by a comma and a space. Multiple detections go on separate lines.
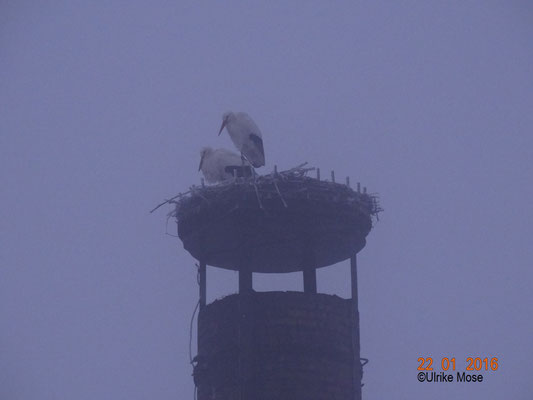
1, 2, 532, 399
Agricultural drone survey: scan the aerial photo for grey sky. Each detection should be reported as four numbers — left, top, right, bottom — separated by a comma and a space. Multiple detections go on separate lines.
1, 1, 532, 399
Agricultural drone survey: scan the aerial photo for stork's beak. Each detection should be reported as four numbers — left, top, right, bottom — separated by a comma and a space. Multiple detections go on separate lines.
218, 119, 227, 136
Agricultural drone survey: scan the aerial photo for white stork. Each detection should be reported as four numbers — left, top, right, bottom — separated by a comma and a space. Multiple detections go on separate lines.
218, 111, 265, 168
198, 147, 252, 183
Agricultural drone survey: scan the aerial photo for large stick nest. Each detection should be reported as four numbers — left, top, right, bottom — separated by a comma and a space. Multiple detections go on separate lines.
153, 163, 382, 272
155, 163, 382, 220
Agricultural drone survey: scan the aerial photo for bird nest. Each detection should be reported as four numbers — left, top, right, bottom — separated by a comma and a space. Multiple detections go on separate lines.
153, 163, 382, 272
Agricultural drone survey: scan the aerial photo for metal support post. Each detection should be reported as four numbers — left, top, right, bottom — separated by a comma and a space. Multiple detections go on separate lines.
199, 261, 206, 310
351, 254, 362, 400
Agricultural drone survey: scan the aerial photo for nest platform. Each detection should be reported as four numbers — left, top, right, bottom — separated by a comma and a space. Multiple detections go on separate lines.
172, 166, 380, 273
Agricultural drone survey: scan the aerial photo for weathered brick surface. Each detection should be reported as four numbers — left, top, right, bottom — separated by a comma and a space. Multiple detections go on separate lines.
196, 291, 356, 400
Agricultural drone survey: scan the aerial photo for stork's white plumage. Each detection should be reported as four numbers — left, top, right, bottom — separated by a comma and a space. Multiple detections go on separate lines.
218, 111, 265, 168
198, 147, 251, 183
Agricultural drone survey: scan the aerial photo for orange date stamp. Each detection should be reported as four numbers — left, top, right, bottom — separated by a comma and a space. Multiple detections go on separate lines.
417, 357, 499, 371
416, 357, 499, 383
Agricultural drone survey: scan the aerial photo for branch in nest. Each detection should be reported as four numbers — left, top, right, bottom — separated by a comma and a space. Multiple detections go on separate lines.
273, 179, 288, 208
150, 190, 191, 213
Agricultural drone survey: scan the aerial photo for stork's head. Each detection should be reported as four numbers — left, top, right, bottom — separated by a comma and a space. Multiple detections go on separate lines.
198, 147, 213, 171
218, 111, 234, 136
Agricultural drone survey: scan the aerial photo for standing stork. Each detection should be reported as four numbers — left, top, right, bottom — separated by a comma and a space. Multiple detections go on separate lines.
198, 147, 252, 183
218, 111, 265, 168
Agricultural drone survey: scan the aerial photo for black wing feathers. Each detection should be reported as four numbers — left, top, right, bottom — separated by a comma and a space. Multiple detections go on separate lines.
249, 133, 264, 157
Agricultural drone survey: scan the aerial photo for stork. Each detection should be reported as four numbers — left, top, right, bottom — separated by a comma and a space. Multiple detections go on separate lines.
218, 111, 265, 168
198, 147, 252, 183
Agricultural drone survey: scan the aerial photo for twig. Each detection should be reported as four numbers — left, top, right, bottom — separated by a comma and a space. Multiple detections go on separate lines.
150, 190, 190, 213
273, 179, 288, 208
253, 182, 264, 209
290, 161, 308, 170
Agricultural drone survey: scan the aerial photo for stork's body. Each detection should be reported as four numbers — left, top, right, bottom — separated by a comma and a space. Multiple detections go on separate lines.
198, 147, 251, 183
218, 112, 265, 168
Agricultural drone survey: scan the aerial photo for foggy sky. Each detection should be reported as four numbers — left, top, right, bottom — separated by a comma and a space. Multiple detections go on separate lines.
1, 2, 532, 399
